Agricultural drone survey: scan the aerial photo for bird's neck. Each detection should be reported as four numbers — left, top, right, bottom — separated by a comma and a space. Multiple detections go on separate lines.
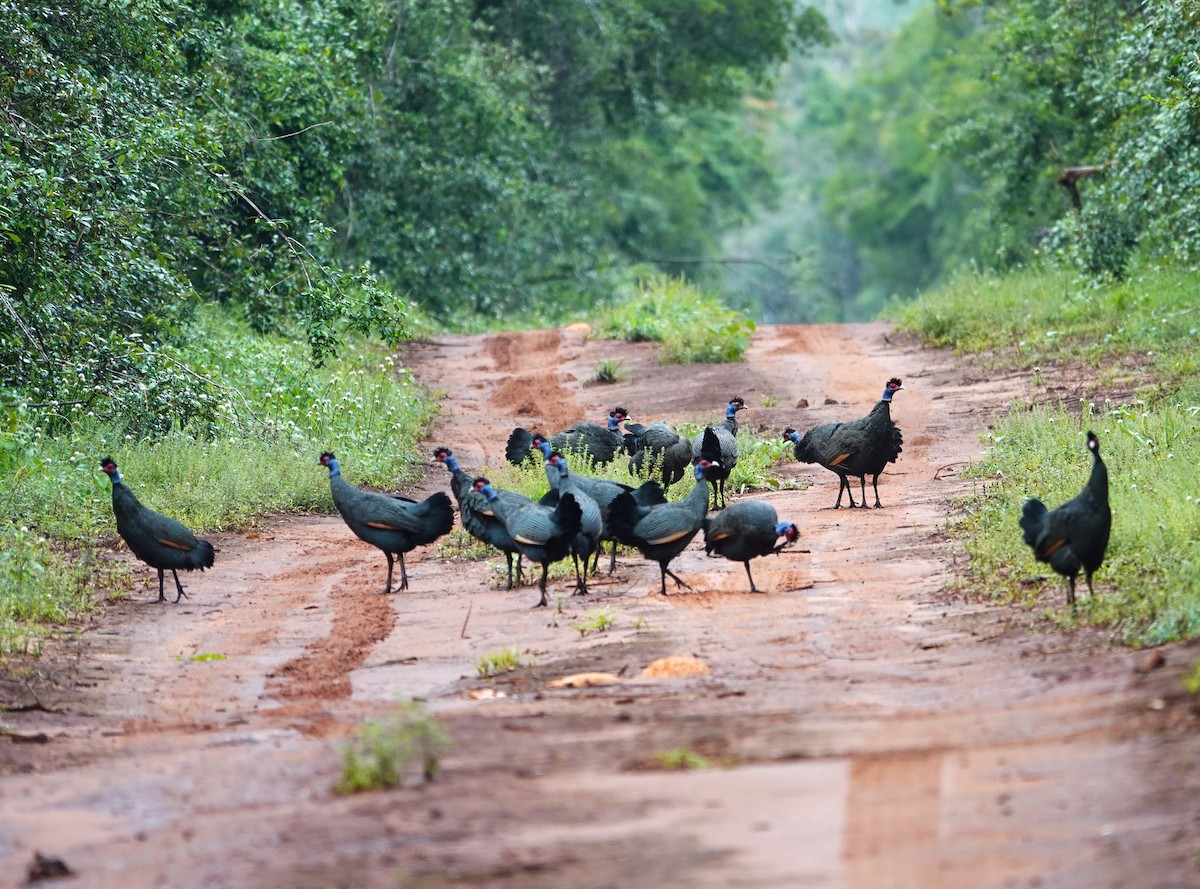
444, 455, 460, 473
1087, 455, 1109, 504
608, 416, 621, 432
326, 460, 342, 478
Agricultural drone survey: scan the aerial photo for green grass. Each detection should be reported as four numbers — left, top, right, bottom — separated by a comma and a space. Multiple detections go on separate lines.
573, 608, 618, 637
593, 274, 756, 364
898, 262, 1200, 644
474, 646, 526, 678
655, 747, 712, 770
0, 307, 436, 655
334, 699, 452, 793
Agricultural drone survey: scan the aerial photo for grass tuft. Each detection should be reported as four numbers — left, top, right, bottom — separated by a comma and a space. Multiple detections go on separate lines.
335, 700, 452, 793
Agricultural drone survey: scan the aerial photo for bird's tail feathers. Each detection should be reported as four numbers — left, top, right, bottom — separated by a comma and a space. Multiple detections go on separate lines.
1019, 498, 1048, 547
554, 491, 584, 540
424, 491, 456, 536
505, 427, 536, 465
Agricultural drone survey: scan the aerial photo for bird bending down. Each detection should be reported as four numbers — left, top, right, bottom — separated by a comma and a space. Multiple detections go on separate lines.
543, 451, 603, 595
1018, 431, 1111, 608
784, 378, 904, 508
320, 452, 454, 593
607, 459, 719, 596
628, 421, 694, 493
690, 397, 745, 509
532, 436, 667, 574
433, 447, 525, 589
473, 476, 582, 607
702, 500, 799, 593
100, 457, 215, 603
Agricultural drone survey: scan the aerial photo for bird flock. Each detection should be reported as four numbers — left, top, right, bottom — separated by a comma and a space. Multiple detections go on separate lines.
100, 376, 1111, 611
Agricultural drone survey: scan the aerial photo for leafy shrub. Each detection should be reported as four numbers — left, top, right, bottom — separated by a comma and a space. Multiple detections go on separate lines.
594, 275, 755, 364
475, 646, 526, 678
335, 700, 452, 793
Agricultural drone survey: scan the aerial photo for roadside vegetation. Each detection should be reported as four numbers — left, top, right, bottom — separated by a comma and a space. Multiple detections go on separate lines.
0, 309, 435, 655
896, 264, 1200, 644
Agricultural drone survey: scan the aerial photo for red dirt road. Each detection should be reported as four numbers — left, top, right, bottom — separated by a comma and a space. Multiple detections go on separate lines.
2, 323, 1199, 889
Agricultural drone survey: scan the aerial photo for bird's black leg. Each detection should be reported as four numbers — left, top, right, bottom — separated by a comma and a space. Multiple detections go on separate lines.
1066, 575, 1077, 609
858, 476, 869, 508
398, 553, 410, 591
608, 540, 618, 575
835, 474, 856, 509
744, 561, 762, 594
1085, 571, 1096, 599
663, 567, 692, 592
156, 569, 167, 603
871, 474, 884, 508
572, 553, 588, 595
382, 552, 395, 594
171, 569, 189, 603
535, 564, 550, 607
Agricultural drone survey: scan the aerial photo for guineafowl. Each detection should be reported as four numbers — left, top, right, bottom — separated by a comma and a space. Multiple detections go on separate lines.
607, 459, 719, 596
702, 500, 798, 593
691, 397, 745, 509
629, 422, 693, 493
100, 457, 215, 603
506, 407, 632, 467
1019, 431, 1111, 608
784, 378, 904, 508
531, 436, 668, 574
544, 451, 603, 595
433, 447, 525, 589
473, 476, 582, 607
319, 452, 454, 593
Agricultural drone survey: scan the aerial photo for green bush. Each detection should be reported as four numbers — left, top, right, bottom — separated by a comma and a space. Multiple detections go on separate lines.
335, 700, 452, 792
594, 275, 755, 364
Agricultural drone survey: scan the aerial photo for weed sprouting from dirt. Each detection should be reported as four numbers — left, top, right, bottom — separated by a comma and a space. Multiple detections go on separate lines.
573, 609, 617, 637
655, 747, 711, 770
475, 646, 526, 678
335, 700, 452, 793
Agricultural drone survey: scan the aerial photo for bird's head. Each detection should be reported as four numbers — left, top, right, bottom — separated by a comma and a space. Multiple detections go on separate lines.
727, 397, 746, 418
882, 378, 904, 401
319, 451, 340, 475
1087, 431, 1100, 455
782, 427, 801, 445
693, 457, 721, 480
433, 447, 459, 471
471, 476, 497, 499
99, 457, 120, 484
531, 435, 552, 458
548, 450, 569, 474
776, 521, 800, 543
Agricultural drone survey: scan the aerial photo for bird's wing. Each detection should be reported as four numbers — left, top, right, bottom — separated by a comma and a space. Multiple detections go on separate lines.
633, 504, 695, 545
505, 506, 561, 545
357, 491, 428, 533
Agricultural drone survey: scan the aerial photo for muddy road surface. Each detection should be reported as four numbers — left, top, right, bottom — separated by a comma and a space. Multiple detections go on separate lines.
2, 323, 1199, 889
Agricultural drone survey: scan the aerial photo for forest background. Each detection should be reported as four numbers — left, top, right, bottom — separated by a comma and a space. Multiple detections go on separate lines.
1, 0, 1198, 649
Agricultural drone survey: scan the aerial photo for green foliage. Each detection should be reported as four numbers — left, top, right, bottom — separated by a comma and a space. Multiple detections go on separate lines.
594, 276, 755, 364
573, 609, 618, 638
592, 360, 627, 385
335, 700, 452, 793
0, 307, 435, 652
655, 747, 711, 770
474, 646, 525, 678
902, 264, 1200, 644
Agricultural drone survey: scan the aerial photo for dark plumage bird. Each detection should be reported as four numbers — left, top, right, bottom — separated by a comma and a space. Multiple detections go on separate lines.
690, 397, 744, 509
319, 452, 454, 593
506, 407, 632, 467
474, 476, 582, 607
607, 459, 719, 596
702, 500, 799, 593
628, 422, 694, 493
100, 457, 215, 603
1019, 431, 1111, 608
784, 378, 904, 508
531, 436, 668, 574
433, 447, 525, 589
544, 451, 603, 594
